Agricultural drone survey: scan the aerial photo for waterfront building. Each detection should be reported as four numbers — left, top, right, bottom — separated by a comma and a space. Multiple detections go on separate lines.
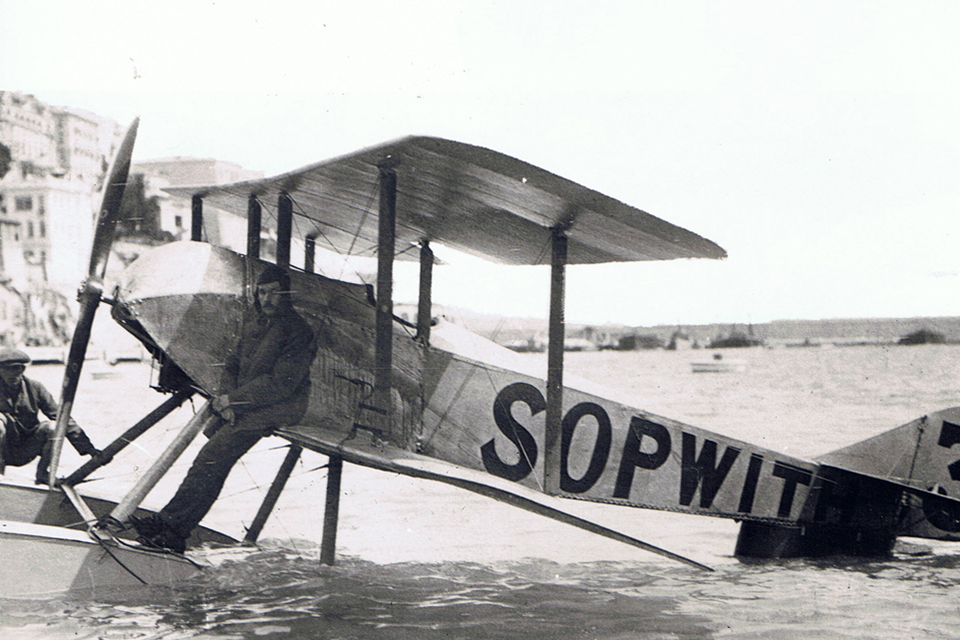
131, 157, 263, 251
0, 91, 122, 290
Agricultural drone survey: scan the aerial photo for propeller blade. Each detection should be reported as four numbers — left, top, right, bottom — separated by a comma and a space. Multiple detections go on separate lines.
88, 118, 139, 282
45, 118, 140, 486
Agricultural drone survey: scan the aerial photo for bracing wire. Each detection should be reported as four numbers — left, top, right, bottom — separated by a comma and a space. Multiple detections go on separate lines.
231, 444, 329, 558
281, 180, 425, 321
94, 538, 149, 583
420, 234, 556, 493
424, 231, 554, 436
344, 177, 380, 263
283, 192, 379, 289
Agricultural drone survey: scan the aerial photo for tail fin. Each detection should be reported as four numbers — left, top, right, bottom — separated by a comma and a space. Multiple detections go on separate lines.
817, 407, 960, 540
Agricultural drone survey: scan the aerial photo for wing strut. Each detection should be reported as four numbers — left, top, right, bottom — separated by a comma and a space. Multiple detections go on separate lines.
544, 226, 567, 494
417, 239, 433, 343
373, 158, 397, 432
191, 195, 203, 241
246, 194, 262, 257
244, 218, 304, 546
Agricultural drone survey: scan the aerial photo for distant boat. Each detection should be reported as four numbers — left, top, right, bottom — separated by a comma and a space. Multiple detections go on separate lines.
691, 353, 747, 373
708, 333, 763, 349
898, 329, 946, 345
564, 337, 596, 352
19, 344, 68, 365
786, 338, 822, 348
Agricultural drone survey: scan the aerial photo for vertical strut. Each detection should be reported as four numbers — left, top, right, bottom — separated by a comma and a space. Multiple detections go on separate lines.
277, 192, 293, 267
246, 194, 261, 259
320, 455, 343, 565
544, 227, 567, 495
305, 234, 317, 273
244, 444, 302, 544
417, 239, 433, 343
374, 160, 397, 435
191, 195, 203, 242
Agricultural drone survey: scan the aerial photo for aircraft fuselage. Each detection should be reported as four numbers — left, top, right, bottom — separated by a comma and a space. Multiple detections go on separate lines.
112, 241, 960, 558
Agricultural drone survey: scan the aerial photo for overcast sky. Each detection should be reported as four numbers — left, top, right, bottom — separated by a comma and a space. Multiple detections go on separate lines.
2, 1, 958, 326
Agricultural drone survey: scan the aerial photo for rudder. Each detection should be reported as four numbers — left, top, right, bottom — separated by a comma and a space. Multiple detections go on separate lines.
817, 407, 960, 541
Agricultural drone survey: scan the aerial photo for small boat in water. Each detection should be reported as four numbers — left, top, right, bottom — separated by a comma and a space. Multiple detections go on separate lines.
20, 345, 68, 365
691, 353, 747, 373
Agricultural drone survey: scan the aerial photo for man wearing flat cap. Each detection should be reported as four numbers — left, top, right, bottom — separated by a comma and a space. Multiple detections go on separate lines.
0, 347, 102, 484
131, 264, 318, 552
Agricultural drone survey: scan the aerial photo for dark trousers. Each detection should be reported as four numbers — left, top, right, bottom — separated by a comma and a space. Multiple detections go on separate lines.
158, 417, 271, 539
0, 419, 53, 482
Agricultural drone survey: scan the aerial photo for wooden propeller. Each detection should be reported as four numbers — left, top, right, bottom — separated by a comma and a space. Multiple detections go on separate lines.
44, 118, 140, 486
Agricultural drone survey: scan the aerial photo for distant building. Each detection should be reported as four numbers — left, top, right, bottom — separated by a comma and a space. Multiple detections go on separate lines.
0, 281, 26, 346
666, 328, 695, 350
0, 92, 126, 346
131, 157, 263, 250
0, 217, 27, 288
0, 91, 122, 290
0, 94, 272, 346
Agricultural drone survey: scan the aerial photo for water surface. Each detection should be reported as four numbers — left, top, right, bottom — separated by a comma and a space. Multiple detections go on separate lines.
3, 345, 960, 638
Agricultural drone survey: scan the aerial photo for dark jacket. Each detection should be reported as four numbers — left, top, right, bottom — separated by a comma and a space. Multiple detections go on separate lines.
0, 376, 79, 436
222, 305, 317, 429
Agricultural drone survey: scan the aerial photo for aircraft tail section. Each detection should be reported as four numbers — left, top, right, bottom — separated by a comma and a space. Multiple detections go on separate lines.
816, 407, 960, 541
736, 464, 906, 557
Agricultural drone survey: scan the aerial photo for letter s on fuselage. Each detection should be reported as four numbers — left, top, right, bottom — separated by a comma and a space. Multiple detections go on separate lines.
479, 383, 814, 522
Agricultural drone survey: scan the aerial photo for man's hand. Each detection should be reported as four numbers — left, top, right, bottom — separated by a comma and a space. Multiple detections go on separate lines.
66, 429, 101, 457
211, 394, 236, 424
212, 394, 229, 413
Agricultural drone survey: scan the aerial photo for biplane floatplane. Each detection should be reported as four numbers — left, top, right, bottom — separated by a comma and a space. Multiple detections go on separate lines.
5, 120, 960, 597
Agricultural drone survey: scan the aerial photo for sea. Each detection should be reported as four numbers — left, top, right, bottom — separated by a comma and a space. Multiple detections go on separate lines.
3, 344, 960, 639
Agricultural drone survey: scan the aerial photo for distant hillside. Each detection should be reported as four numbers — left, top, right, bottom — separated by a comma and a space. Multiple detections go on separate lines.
412, 304, 960, 349
651, 317, 960, 347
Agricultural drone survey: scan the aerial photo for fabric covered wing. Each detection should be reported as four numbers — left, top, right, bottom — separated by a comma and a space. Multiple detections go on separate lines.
164, 136, 726, 265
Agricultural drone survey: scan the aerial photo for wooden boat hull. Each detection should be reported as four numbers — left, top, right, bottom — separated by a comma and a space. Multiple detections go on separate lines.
0, 520, 201, 598
0, 479, 236, 597
0, 480, 236, 547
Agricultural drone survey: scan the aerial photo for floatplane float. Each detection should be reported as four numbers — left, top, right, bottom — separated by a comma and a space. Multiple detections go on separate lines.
6, 121, 960, 598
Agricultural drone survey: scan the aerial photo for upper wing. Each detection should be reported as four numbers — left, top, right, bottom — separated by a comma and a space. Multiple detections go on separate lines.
164, 136, 726, 265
